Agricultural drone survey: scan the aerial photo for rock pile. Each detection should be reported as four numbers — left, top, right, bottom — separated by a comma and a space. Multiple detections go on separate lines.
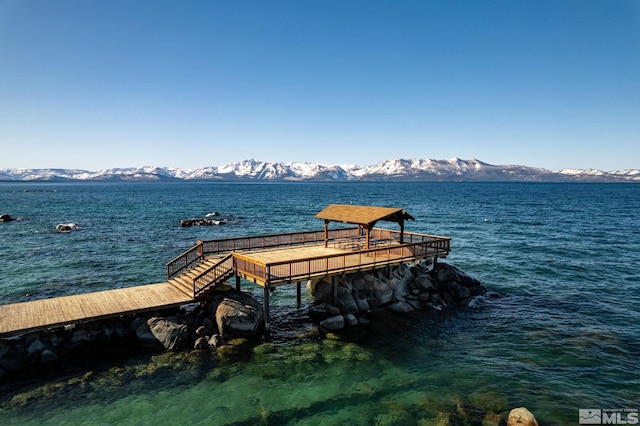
0, 214, 15, 223
56, 223, 81, 232
1, 262, 486, 384
308, 261, 485, 330
180, 218, 228, 227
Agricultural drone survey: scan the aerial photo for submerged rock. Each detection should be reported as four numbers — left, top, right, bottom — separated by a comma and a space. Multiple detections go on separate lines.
343, 313, 359, 327
193, 337, 209, 350
308, 303, 341, 319
40, 349, 59, 364
387, 301, 414, 313
319, 315, 345, 331
208, 334, 223, 349
507, 407, 539, 426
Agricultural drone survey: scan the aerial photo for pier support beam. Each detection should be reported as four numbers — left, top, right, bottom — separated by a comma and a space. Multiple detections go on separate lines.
263, 284, 271, 334
296, 282, 301, 308
264, 266, 271, 334
235, 275, 241, 291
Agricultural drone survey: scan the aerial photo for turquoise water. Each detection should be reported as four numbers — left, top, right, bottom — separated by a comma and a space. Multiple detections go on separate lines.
1, 182, 639, 425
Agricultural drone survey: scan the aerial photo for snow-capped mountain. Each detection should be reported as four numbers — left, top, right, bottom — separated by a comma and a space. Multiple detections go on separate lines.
0, 158, 638, 182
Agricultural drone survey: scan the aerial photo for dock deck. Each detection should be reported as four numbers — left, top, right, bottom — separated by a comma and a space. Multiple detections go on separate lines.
0, 226, 450, 337
0, 283, 192, 337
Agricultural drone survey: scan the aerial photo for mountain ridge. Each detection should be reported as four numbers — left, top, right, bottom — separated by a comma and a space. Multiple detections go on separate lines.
1, 158, 638, 182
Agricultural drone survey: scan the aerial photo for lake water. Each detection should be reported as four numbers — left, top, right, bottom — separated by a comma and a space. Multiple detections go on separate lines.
1, 182, 639, 425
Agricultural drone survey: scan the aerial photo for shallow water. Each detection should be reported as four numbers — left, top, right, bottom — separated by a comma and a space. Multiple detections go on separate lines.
1, 182, 639, 425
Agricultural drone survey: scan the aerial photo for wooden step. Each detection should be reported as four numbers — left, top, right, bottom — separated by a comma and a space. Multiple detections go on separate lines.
168, 278, 193, 297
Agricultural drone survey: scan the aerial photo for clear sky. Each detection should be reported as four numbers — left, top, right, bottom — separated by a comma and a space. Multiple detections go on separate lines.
1, 0, 639, 171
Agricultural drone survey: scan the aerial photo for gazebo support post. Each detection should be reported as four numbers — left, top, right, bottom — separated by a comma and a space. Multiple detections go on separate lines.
323, 220, 329, 247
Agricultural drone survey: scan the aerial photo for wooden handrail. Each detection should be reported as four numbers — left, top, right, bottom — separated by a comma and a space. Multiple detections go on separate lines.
193, 253, 235, 298
233, 236, 450, 285
166, 227, 450, 281
166, 227, 360, 278
166, 242, 203, 278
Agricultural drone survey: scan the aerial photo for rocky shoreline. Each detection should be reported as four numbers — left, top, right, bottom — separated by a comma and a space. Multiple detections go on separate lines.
0, 261, 489, 382
0, 261, 487, 382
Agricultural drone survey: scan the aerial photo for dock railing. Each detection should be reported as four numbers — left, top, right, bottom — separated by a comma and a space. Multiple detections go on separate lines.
167, 227, 361, 278
233, 228, 450, 285
167, 227, 450, 289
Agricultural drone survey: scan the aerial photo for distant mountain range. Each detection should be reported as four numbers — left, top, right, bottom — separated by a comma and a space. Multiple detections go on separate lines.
1, 158, 638, 182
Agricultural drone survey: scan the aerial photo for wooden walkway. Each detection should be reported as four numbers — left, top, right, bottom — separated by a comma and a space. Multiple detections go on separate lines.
0, 227, 450, 337
0, 283, 192, 337
0, 257, 225, 337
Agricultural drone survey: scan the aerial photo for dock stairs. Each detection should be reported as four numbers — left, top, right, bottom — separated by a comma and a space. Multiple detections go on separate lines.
168, 254, 235, 299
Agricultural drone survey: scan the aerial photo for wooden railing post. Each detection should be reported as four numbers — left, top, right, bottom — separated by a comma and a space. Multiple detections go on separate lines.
196, 240, 203, 260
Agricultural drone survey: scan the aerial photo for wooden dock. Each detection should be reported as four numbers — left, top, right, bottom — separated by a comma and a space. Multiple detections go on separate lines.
0, 205, 451, 337
0, 283, 192, 337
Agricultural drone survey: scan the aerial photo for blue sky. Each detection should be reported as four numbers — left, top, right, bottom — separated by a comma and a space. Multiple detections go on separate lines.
1, 0, 639, 171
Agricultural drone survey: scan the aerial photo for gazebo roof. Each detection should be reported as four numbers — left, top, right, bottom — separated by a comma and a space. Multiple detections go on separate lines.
315, 204, 415, 228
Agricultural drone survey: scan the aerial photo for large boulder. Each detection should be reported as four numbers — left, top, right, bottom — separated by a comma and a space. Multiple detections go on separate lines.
436, 263, 481, 287
386, 276, 411, 299
335, 285, 358, 313
351, 273, 394, 307
370, 276, 394, 307
311, 279, 334, 305
352, 292, 370, 312
147, 317, 189, 350
215, 293, 264, 337
414, 274, 434, 291
135, 321, 165, 350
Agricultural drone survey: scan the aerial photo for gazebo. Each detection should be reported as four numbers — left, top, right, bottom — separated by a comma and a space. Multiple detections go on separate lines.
315, 204, 415, 249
